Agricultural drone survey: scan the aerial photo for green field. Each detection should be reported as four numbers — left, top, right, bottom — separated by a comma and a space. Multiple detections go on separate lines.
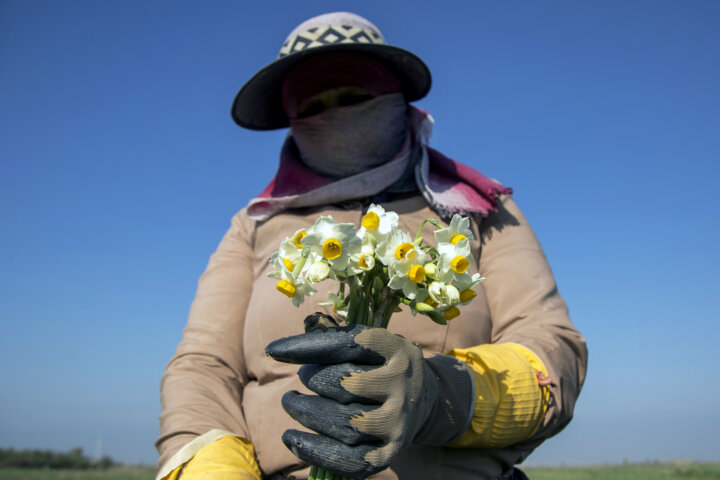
1, 464, 719, 479
0, 467, 156, 480
524, 463, 720, 480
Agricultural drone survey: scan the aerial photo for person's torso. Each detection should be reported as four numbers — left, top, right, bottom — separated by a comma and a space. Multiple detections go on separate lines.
239, 196, 503, 479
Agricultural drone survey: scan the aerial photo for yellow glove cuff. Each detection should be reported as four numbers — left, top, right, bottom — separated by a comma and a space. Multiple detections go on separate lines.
446, 343, 550, 448
160, 436, 262, 480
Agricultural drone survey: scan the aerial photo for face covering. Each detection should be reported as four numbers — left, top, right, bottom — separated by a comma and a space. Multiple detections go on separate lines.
281, 52, 403, 120
289, 93, 408, 178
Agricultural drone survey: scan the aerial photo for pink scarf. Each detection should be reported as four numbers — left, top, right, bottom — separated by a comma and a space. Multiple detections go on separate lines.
246, 107, 512, 221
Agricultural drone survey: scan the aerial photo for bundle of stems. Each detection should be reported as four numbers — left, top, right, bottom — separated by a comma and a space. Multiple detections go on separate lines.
275, 212, 479, 478
307, 269, 398, 480
308, 464, 349, 480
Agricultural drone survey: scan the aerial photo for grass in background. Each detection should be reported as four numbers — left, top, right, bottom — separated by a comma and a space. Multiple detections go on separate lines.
0, 466, 155, 480
524, 462, 720, 479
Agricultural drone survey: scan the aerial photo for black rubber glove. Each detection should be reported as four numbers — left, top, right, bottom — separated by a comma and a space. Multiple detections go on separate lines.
265, 314, 474, 479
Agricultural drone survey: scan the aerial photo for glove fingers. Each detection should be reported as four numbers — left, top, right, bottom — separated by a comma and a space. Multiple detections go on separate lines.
339, 353, 416, 404
282, 429, 382, 479
281, 391, 381, 446
298, 363, 381, 404
352, 327, 419, 363
265, 325, 385, 365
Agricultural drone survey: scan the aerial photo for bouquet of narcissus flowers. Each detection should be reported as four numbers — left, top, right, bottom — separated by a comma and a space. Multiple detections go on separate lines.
267, 205, 484, 480
268, 204, 484, 329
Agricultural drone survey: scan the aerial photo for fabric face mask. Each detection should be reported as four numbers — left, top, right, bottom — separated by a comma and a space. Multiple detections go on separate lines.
289, 93, 408, 178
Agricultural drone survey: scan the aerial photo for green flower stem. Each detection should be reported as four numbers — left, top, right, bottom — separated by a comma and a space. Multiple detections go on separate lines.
414, 217, 445, 244
371, 275, 384, 310
292, 256, 308, 277
362, 275, 374, 324
308, 465, 318, 480
347, 278, 362, 326
422, 245, 439, 260
382, 296, 400, 329
310, 272, 398, 477
372, 295, 387, 328
397, 297, 414, 307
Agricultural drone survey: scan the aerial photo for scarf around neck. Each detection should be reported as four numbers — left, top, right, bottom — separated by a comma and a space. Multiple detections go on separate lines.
246, 106, 512, 221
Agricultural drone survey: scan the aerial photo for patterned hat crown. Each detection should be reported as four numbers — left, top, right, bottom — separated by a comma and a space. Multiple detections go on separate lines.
232, 12, 431, 130
279, 12, 386, 58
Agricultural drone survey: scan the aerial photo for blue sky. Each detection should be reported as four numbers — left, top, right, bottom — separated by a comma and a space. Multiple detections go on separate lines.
1, 0, 719, 467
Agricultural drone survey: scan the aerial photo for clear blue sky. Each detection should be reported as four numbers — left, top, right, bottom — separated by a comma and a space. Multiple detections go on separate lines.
1, 0, 719, 467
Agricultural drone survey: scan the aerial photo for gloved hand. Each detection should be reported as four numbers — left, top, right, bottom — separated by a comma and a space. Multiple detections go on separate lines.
265, 313, 474, 479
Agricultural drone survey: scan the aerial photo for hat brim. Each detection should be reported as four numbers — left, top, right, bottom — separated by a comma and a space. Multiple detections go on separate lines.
231, 43, 431, 130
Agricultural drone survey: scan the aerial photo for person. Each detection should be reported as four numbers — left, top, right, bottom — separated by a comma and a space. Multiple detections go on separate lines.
155, 12, 587, 480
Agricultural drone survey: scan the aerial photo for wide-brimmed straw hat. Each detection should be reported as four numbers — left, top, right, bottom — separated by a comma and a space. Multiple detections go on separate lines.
231, 12, 432, 130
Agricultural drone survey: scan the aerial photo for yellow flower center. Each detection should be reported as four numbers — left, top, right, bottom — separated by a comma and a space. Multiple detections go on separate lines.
358, 253, 369, 269
451, 256, 469, 273
460, 289, 477, 303
444, 306, 460, 321
395, 242, 415, 260
322, 238, 342, 260
292, 231, 307, 249
425, 298, 438, 307
362, 211, 380, 230
276, 280, 296, 298
450, 233, 467, 245
282, 258, 294, 272
408, 265, 426, 283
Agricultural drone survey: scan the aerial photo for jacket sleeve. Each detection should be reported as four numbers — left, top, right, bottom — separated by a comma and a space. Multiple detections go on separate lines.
446, 343, 550, 447
454, 195, 588, 449
156, 209, 258, 474
158, 434, 262, 480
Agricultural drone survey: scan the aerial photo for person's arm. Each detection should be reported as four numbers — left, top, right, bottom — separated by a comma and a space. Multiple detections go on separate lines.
156, 210, 262, 479
447, 195, 587, 450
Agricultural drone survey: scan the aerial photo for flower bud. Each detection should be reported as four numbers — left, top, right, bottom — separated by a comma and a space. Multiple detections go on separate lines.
424, 263, 438, 279
415, 302, 435, 312
444, 306, 460, 321
445, 284, 460, 304
307, 261, 330, 282
428, 281, 445, 303
460, 288, 477, 303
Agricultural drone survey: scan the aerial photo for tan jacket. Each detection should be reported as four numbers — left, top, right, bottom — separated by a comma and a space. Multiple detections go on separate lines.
156, 194, 588, 479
